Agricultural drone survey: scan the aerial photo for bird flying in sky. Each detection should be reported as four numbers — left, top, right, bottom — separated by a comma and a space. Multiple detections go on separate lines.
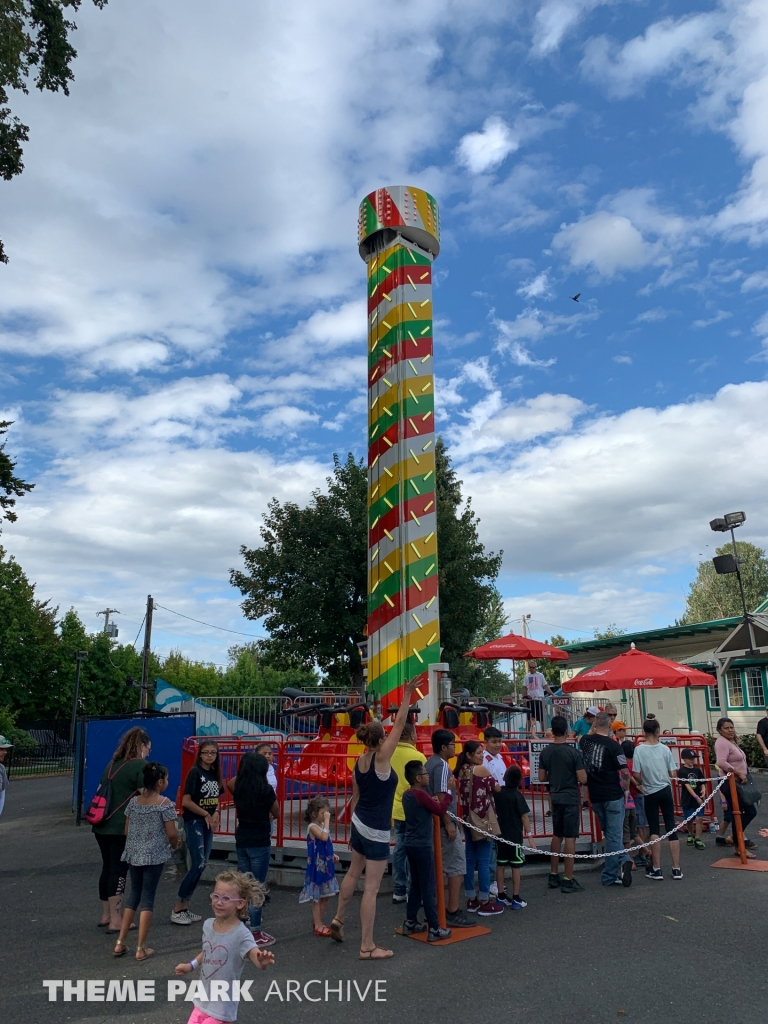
570, 293, 581, 302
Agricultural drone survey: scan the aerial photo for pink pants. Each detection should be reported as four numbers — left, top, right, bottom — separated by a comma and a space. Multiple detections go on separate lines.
187, 1008, 227, 1024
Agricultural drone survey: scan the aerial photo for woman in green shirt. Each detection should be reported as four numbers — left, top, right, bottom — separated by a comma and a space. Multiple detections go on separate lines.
92, 727, 151, 931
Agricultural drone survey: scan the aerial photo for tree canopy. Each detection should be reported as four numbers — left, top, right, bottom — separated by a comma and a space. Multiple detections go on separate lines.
231, 439, 503, 691
678, 541, 768, 624
0, 0, 107, 263
0, 421, 33, 530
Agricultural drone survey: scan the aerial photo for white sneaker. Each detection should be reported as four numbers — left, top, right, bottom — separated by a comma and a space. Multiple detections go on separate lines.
489, 882, 498, 896
170, 910, 201, 925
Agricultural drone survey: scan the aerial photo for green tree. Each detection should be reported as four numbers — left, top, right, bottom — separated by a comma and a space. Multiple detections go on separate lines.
158, 644, 318, 699
0, 546, 60, 715
679, 542, 768, 624
593, 624, 627, 640
539, 634, 567, 690
1, 0, 107, 263
451, 587, 511, 697
434, 437, 502, 670
0, 421, 33, 530
231, 453, 369, 688
231, 440, 502, 691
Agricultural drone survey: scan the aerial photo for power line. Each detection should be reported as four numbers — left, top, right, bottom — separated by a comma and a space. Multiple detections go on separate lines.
154, 603, 266, 639
132, 614, 146, 648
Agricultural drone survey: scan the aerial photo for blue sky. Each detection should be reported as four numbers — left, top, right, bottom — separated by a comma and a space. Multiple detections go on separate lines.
1, 0, 767, 665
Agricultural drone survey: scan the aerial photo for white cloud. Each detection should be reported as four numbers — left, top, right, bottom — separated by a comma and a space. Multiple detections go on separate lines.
0, 0, 514, 373
633, 307, 671, 323
581, 13, 725, 97
612, 354, 632, 364
460, 379, 768, 573
482, 393, 588, 443
552, 211, 658, 277
692, 310, 732, 328
742, 270, 768, 292
457, 116, 519, 174
531, 0, 617, 57
517, 270, 554, 300
493, 306, 594, 364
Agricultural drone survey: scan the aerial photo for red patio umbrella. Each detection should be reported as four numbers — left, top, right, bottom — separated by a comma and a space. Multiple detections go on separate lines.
561, 645, 714, 692
464, 632, 569, 662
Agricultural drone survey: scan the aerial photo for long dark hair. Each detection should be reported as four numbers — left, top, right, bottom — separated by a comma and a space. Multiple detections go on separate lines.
195, 740, 223, 787
453, 740, 482, 778
233, 753, 272, 820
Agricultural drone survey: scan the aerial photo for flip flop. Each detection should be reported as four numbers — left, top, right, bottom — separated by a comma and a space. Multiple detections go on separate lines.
313, 925, 332, 937
359, 946, 394, 960
330, 919, 344, 943
735, 850, 757, 860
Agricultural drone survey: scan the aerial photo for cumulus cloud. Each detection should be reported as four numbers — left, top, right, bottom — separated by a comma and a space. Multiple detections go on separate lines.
462, 380, 768, 573
493, 306, 595, 364
457, 116, 520, 174
531, 0, 618, 57
517, 271, 554, 300
552, 211, 658, 277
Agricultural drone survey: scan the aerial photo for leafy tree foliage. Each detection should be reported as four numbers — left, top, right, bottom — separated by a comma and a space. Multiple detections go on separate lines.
159, 644, 318, 698
231, 453, 369, 688
0, 421, 33, 530
0, 0, 107, 262
232, 441, 503, 690
679, 542, 768, 624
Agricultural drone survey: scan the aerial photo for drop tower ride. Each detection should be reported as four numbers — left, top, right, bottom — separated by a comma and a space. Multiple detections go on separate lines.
358, 186, 442, 715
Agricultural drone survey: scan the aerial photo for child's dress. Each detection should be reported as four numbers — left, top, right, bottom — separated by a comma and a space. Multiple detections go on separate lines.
298, 832, 339, 903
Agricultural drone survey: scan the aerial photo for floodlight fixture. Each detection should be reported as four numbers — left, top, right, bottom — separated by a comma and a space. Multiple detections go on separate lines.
709, 517, 728, 532
724, 511, 746, 528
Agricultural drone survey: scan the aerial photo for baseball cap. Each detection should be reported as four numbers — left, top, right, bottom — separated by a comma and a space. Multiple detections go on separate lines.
611, 720, 627, 732
586, 706, 600, 716
680, 748, 697, 760
0, 735, 13, 749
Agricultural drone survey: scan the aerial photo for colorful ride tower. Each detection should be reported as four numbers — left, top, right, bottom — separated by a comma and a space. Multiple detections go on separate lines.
358, 186, 442, 714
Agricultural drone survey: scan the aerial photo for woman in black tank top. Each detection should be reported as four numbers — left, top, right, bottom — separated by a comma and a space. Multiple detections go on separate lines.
330, 676, 420, 960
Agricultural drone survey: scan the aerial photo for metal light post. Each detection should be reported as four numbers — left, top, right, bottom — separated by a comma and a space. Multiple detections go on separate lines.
709, 511, 757, 649
69, 650, 88, 747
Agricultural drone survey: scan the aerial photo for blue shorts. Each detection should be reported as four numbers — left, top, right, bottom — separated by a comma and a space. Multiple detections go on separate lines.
633, 793, 647, 829
684, 806, 704, 818
350, 823, 390, 862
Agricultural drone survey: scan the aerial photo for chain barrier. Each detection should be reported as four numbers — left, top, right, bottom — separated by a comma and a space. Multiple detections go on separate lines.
448, 774, 731, 859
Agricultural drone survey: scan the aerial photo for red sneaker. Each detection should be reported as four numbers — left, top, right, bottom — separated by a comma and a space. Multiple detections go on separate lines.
466, 898, 480, 913
478, 900, 504, 916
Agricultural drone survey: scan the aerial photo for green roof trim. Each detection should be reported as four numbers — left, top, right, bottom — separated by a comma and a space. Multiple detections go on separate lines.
560, 616, 742, 654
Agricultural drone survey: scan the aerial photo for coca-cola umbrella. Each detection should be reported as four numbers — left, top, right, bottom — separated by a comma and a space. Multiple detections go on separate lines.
561, 644, 714, 692
464, 633, 569, 662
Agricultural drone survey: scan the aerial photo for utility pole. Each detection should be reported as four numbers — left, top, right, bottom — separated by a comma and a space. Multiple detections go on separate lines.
96, 606, 120, 630
521, 614, 531, 638
140, 595, 154, 710
69, 651, 88, 747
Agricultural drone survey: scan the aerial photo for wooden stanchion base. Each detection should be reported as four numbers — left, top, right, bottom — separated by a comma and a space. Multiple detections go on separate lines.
712, 857, 768, 872
396, 924, 492, 945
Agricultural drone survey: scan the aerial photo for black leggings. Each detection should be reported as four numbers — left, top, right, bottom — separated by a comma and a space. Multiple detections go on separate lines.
124, 862, 165, 913
643, 786, 677, 841
95, 833, 128, 900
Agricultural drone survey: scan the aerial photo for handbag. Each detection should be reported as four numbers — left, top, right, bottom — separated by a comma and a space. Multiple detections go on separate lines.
84, 758, 138, 825
464, 766, 501, 836
735, 775, 762, 807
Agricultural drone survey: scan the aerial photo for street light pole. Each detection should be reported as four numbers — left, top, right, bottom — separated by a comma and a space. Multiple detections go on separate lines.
69, 651, 88, 747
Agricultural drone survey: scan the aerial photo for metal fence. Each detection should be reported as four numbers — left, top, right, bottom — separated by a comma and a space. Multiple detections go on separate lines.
5, 719, 74, 779
194, 692, 358, 735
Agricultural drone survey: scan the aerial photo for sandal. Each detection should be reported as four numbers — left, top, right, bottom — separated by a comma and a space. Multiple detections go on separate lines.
313, 925, 332, 937
135, 946, 155, 961
112, 941, 128, 958
359, 946, 394, 960
735, 849, 757, 860
330, 919, 344, 943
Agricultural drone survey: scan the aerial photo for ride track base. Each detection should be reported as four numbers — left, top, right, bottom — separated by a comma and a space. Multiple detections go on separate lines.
395, 924, 491, 945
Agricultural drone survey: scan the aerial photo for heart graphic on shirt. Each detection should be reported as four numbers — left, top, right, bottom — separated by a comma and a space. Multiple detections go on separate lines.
201, 940, 229, 980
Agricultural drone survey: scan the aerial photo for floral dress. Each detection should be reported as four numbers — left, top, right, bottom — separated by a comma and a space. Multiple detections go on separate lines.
298, 831, 339, 903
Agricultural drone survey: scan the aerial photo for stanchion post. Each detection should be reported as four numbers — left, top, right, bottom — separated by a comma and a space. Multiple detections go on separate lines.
433, 815, 447, 929
727, 772, 748, 865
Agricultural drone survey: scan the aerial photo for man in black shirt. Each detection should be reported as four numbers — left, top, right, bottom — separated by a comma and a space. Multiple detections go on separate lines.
756, 708, 768, 766
539, 716, 587, 893
580, 712, 632, 888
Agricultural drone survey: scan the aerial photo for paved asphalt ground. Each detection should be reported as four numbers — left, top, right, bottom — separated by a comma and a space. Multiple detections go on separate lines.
2, 776, 768, 1024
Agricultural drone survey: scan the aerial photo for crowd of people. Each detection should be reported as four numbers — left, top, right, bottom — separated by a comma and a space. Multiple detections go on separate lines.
79, 690, 765, 1024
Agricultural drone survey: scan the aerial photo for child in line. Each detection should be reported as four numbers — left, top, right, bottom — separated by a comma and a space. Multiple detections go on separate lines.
678, 748, 706, 849
401, 760, 452, 942
175, 870, 274, 1024
299, 796, 340, 936
622, 740, 650, 867
494, 765, 530, 909
114, 761, 180, 961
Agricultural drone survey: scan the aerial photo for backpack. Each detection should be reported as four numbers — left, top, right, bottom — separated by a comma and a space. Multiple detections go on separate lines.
84, 758, 139, 826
